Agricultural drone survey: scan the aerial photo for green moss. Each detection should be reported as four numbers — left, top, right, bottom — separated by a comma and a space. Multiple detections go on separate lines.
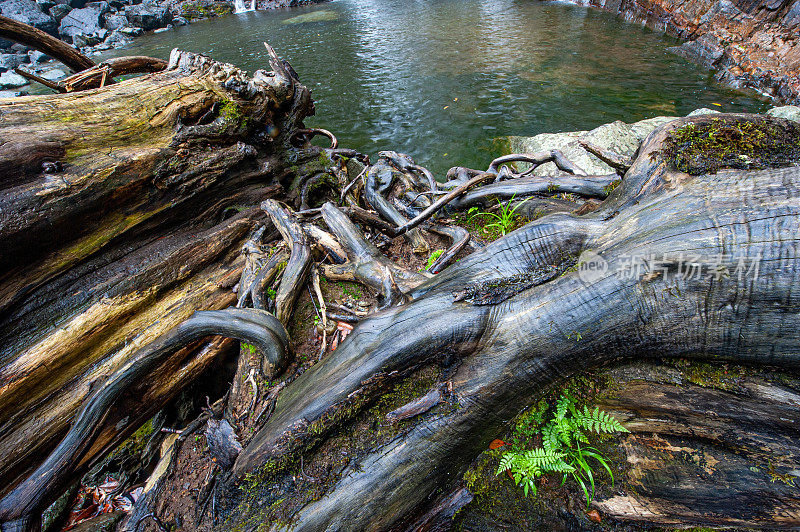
111, 418, 154, 459
668, 358, 745, 392
603, 179, 622, 195
180, 0, 232, 20
661, 117, 800, 175
229, 366, 441, 531
336, 281, 363, 299
219, 99, 247, 127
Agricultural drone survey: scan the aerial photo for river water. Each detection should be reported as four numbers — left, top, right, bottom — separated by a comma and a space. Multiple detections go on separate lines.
101, 0, 768, 174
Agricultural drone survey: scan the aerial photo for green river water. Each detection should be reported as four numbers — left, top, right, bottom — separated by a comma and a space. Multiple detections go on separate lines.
100, 0, 768, 175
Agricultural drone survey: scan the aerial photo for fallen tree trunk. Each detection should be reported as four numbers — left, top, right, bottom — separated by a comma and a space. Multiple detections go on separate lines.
0, 44, 337, 527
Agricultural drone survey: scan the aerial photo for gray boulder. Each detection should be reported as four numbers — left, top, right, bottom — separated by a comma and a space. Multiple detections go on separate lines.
102, 12, 126, 29
118, 25, 142, 35
28, 49, 48, 62
687, 107, 721, 116
58, 1, 108, 42
0, 89, 27, 97
766, 105, 800, 123
35, 0, 54, 11
0, 0, 57, 40
503, 115, 677, 176
0, 71, 28, 88
47, 2, 70, 19
124, 2, 171, 30
0, 53, 28, 71
104, 28, 129, 46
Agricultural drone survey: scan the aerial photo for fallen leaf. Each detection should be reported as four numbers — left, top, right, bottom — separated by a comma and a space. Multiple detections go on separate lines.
489, 439, 507, 450
587, 509, 602, 523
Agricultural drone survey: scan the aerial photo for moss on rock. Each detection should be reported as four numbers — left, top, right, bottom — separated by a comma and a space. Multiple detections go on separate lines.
662, 117, 800, 175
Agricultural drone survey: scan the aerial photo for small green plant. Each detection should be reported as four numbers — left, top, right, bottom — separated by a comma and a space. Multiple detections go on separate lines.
470, 196, 529, 236
424, 249, 445, 271
337, 281, 363, 299
266, 287, 277, 300
497, 392, 628, 506
241, 342, 257, 355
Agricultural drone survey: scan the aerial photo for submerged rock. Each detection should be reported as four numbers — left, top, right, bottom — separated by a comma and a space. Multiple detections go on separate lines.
283, 9, 338, 24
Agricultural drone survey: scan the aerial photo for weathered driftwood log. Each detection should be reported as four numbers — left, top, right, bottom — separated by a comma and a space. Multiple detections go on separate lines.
0, 44, 333, 529
219, 113, 800, 530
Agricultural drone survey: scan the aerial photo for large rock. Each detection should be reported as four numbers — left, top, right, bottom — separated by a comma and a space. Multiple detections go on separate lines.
0, 53, 28, 71
0, 0, 57, 36
503, 115, 676, 176
27, 49, 48, 62
766, 105, 800, 123
47, 2, 70, 19
58, 1, 108, 43
0, 71, 28, 88
123, 2, 171, 31
102, 11, 126, 29
103, 28, 129, 46
39, 67, 65, 80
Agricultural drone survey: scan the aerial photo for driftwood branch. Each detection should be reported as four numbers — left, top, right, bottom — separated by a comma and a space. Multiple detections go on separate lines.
0, 14, 93, 72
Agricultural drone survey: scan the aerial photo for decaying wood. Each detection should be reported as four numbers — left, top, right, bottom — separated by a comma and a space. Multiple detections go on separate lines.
261, 200, 312, 327
0, 41, 334, 531
0, 21, 798, 530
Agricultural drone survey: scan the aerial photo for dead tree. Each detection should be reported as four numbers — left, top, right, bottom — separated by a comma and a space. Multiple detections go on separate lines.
0, 21, 798, 530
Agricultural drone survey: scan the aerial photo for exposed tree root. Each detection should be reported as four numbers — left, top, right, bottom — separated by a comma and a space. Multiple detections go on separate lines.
0, 21, 798, 530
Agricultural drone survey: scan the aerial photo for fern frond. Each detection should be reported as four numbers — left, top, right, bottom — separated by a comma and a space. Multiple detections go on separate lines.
542, 421, 560, 453
556, 418, 573, 447
555, 393, 573, 421
520, 448, 574, 474
496, 452, 517, 475
574, 405, 629, 434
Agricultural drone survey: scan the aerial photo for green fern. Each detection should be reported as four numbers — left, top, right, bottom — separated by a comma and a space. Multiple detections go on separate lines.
497, 391, 629, 506
573, 405, 629, 435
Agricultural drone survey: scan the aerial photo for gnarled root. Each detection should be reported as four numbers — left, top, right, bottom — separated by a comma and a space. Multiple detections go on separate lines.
225, 114, 800, 530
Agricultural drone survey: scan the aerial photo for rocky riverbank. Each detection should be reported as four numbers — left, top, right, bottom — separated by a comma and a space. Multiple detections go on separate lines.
0, 0, 325, 95
564, 0, 800, 104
